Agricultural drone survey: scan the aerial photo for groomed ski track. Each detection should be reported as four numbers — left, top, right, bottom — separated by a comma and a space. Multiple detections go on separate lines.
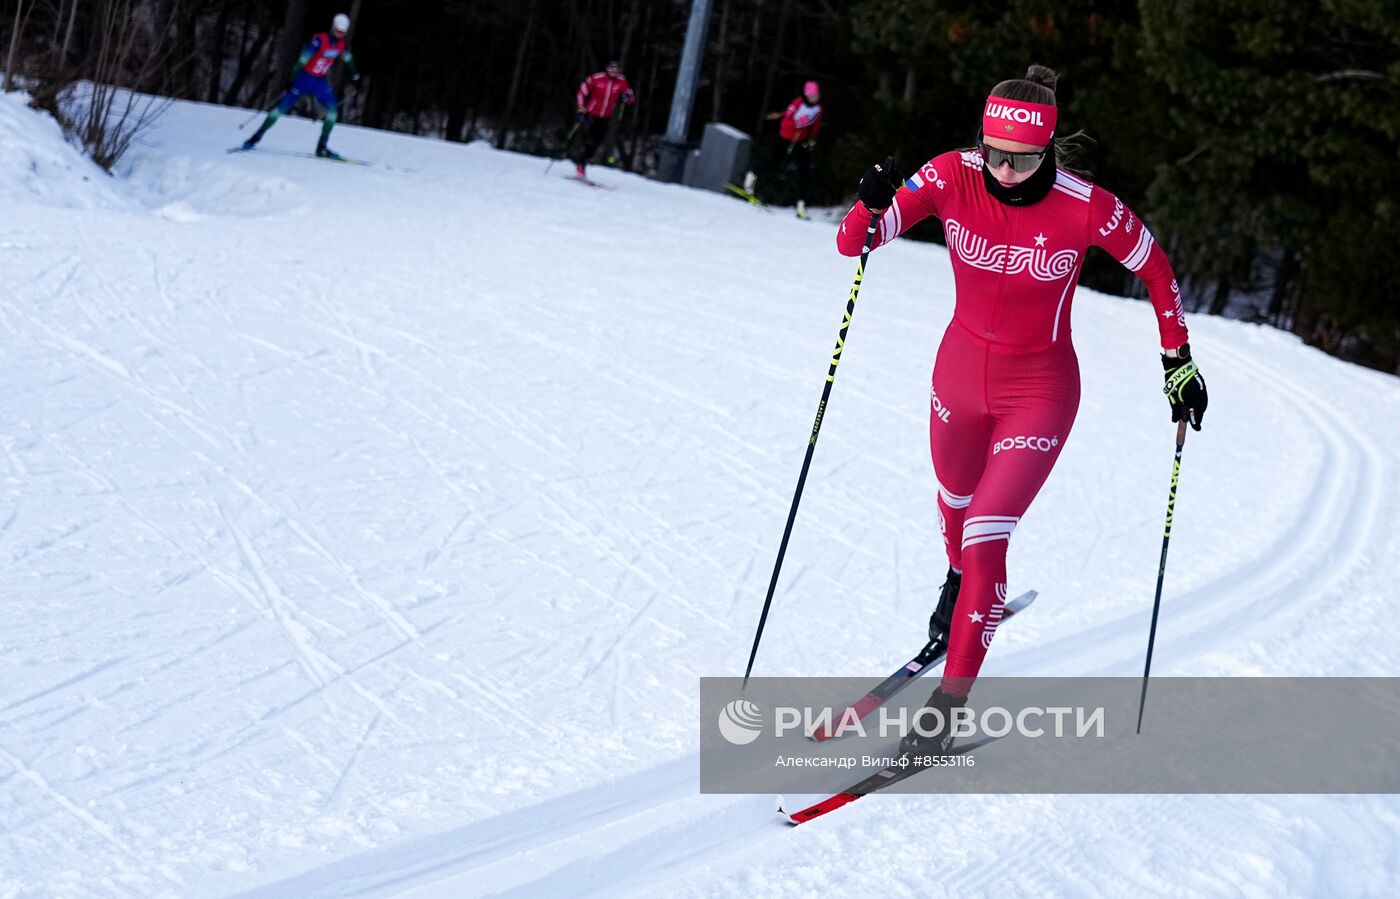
3, 93, 1399, 897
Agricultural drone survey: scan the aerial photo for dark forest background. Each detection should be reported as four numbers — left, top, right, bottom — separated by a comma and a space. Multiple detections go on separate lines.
2, 0, 1398, 371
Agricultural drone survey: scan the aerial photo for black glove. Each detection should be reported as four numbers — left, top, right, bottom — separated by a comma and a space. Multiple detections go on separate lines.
575, 110, 589, 125
1162, 344, 1208, 430
857, 156, 903, 211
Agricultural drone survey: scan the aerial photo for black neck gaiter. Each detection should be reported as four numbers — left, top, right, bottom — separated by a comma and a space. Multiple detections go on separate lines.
981, 143, 1058, 206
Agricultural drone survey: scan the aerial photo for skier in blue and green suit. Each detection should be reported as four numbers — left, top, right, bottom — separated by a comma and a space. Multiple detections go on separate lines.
242, 13, 360, 159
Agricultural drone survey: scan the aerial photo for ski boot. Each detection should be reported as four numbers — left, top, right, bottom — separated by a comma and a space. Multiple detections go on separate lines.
796, 200, 809, 220
928, 567, 963, 643
241, 123, 269, 151
743, 170, 757, 194
899, 686, 967, 759
315, 143, 342, 160
576, 162, 587, 178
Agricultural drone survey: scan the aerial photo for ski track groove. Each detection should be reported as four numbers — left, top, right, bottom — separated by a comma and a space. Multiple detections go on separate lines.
443, 673, 547, 742
483, 796, 772, 898
63, 252, 851, 722
5, 281, 236, 451
33, 467, 359, 746
282, 725, 356, 786
324, 711, 383, 811
0, 435, 29, 477
234, 759, 700, 898
420, 509, 473, 572
1016, 339, 1383, 678
224, 471, 423, 643
579, 589, 659, 686
534, 487, 732, 631
78, 250, 226, 408
213, 505, 342, 688
0, 657, 130, 715
0, 743, 185, 889
1162, 343, 1386, 654
488, 311, 913, 564
125, 624, 437, 804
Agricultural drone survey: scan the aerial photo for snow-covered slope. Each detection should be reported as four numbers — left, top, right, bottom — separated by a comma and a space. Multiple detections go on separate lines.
0, 91, 123, 210
2, 91, 1398, 898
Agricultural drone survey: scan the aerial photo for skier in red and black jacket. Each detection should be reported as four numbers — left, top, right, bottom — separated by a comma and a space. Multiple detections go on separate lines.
836, 65, 1209, 756
572, 61, 635, 177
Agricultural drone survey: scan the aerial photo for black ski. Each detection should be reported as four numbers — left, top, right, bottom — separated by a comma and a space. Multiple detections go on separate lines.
564, 174, 617, 191
226, 146, 413, 172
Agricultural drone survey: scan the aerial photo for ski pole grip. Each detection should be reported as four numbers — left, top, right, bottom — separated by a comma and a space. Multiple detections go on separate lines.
863, 208, 880, 246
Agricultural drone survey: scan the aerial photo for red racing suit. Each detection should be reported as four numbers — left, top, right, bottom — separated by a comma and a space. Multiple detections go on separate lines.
836, 149, 1189, 695
576, 72, 635, 119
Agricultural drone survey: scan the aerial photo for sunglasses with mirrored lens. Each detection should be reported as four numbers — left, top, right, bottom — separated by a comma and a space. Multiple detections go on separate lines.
979, 142, 1047, 174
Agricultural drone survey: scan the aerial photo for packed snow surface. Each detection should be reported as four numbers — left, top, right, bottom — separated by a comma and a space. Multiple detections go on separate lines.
2, 91, 1399, 897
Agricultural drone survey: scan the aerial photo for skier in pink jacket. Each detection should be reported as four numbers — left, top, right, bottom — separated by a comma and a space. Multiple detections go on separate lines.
746, 80, 824, 218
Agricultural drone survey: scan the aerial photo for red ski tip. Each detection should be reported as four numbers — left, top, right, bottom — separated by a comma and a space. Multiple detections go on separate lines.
781, 792, 862, 825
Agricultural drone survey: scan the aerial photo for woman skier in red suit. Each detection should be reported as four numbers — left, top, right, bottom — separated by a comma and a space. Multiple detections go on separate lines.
835, 65, 1208, 755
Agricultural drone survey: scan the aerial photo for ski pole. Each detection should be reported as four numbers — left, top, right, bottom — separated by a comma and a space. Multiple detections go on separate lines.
237, 108, 264, 129
743, 200, 884, 688
545, 122, 583, 175
1135, 419, 1189, 733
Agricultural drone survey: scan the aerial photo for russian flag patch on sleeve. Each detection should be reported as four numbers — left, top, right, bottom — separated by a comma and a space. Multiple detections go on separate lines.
905, 172, 925, 191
